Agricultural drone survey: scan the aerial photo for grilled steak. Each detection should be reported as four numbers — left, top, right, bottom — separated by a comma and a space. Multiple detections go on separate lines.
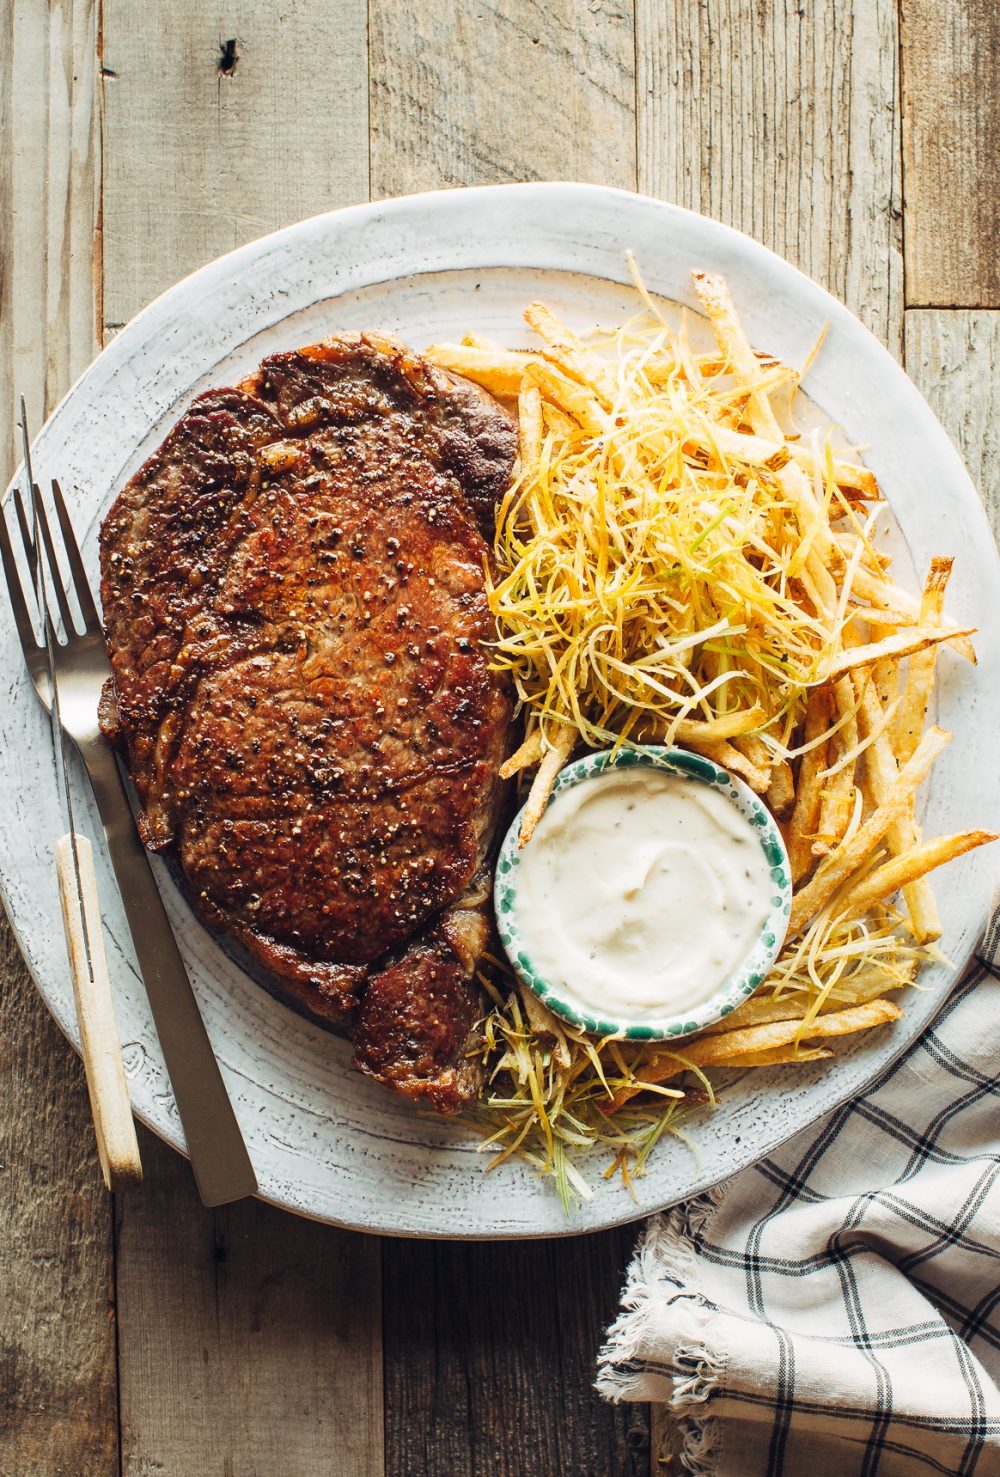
100, 333, 517, 1112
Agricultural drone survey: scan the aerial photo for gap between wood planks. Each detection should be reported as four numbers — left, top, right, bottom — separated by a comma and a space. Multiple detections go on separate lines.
3, 1, 998, 1472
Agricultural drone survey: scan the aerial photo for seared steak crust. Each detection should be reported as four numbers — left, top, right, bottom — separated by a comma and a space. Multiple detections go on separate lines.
100, 333, 516, 1111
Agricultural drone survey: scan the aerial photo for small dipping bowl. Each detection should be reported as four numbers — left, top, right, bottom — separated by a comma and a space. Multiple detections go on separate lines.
494, 745, 792, 1042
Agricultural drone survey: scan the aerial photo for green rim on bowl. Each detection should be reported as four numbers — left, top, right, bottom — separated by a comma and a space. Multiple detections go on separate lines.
493, 745, 792, 1042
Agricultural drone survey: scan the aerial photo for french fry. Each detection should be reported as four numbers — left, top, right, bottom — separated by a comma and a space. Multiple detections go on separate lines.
766, 760, 795, 819
541, 401, 578, 440
813, 677, 858, 854
849, 565, 976, 662
823, 624, 976, 681
520, 360, 607, 434
701, 968, 911, 1035
517, 381, 544, 474
423, 343, 543, 397
837, 831, 999, 918
523, 302, 619, 406
777, 461, 840, 620
788, 445, 880, 501
690, 419, 786, 469
787, 686, 833, 884
788, 726, 952, 935
518, 728, 575, 847
690, 739, 771, 794
733, 733, 774, 789
717, 1044, 834, 1070
896, 557, 953, 764
499, 694, 752, 783
498, 729, 543, 780
855, 678, 941, 944
692, 270, 784, 442
613, 999, 903, 1106
671, 706, 768, 743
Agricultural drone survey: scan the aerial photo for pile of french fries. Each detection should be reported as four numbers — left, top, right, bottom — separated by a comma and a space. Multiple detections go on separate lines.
427, 270, 997, 1162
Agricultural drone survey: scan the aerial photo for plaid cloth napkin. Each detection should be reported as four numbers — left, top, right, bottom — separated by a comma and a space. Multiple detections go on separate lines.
596, 899, 1000, 1475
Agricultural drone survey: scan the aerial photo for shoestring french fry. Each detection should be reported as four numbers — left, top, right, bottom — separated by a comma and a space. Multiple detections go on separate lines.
813, 676, 860, 855
896, 556, 953, 764
423, 342, 544, 397
518, 727, 575, 846
611, 999, 904, 1108
786, 685, 833, 884
836, 831, 998, 920
788, 726, 952, 936
855, 676, 941, 944
766, 759, 795, 819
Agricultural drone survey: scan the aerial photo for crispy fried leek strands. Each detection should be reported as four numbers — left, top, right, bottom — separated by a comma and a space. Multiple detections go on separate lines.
454, 273, 995, 1205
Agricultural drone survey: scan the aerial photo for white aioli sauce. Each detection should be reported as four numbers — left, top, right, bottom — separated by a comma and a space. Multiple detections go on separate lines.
514, 768, 774, 1021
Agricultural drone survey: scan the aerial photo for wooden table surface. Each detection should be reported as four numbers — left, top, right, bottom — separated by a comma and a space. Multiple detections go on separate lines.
1, 3, 996, 1473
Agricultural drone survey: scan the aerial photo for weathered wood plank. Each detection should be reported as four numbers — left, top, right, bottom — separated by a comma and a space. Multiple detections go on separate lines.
369, 0, 637, 198
5, 0, 102, 464
0, 927, 118, 1474
382, 1228, 649, 1477
635, 0, 903, 351
904, 311, 1000, 533
101, 0, 370, 328
116, 1130, 384, 1477
0, 5, 116, 1473
369, 6, 645, 1471
901, 2, 1000, 307
101, 3, 383, 1471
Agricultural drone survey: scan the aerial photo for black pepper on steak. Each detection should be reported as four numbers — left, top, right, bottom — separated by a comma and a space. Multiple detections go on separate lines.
99, 332, 517, 1113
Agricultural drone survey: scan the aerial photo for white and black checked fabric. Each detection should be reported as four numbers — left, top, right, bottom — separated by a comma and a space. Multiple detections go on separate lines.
597, 902, 1000, 1476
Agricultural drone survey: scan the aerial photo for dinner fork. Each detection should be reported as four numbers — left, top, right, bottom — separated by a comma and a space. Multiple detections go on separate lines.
1, 413, 257, 1206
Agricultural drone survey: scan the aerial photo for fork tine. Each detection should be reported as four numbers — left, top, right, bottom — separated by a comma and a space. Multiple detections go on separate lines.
0, 496, 43, 658
12, 484, 37, 577
30, 487, 77, 635
50, 478, 100, 631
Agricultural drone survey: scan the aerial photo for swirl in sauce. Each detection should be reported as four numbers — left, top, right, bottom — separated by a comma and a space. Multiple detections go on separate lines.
514, 767, 774, 1021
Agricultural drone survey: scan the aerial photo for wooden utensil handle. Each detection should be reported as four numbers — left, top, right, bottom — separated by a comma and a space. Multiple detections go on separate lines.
55, 833, 143, 1193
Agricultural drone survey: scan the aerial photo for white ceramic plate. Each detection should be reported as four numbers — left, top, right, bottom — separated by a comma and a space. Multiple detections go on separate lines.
2, 184, 998, 1238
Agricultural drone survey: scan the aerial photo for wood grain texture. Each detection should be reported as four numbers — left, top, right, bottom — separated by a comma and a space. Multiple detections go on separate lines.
369, 0, 637, 197
635, 0, 903, 351
0, 924, 118, 1473
101, 0, 369, 328
116, 1130, 383, 1477
382, 1229, 649, 1477
370, 9, 647, 1471
904, 311, 1000, 532
901, 1, 1000, 307
100, 5, 385, 1473
0, 4, 115, 1473
5, 0, 102, 468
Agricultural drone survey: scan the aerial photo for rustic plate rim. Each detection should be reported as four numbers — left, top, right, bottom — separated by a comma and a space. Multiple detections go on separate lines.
2, 181, 998, 1238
